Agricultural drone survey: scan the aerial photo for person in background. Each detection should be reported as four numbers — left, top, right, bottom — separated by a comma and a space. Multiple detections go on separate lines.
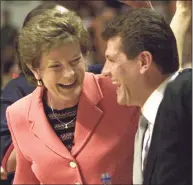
169, 0, 192, 69
169, 0, 192, 68
1, 9, 18, 88
102, 0, 192, 184
92, 7, 117, 63
4, 3, 140, 184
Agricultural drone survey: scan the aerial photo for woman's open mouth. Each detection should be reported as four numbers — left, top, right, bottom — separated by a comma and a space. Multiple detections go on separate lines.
57, 80, 76, 89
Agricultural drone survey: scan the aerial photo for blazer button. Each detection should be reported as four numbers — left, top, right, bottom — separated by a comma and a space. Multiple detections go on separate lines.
69, 161, 77, 168
75, 181, 81, 185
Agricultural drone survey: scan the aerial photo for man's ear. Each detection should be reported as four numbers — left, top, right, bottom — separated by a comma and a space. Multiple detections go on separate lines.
26, 63, 41, 80
137, 51, 153, 74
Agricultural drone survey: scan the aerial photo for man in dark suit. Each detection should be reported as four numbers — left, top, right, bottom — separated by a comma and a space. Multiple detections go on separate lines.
102, 1, 191, 184
143, 69, 192, 185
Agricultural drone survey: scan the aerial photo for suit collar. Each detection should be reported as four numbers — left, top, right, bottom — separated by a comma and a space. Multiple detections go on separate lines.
28, 72, 103, 159
178, 68, 192, 73
142, 72, 178, 125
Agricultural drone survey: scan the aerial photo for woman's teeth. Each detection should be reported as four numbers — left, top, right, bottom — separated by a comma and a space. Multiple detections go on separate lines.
58, 80, 76, 88
63, 81, 75, 86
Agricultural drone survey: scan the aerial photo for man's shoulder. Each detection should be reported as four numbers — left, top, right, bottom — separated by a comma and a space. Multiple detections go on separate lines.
159, 69, 192, 115
167, 69, 192, 93
95, 74, 117, 91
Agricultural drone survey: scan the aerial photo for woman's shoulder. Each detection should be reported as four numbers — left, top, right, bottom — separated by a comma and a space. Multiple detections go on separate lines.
94, 74, 117, 93
84, 73, 117, 96
6, 92, 33, 116
86, 73, 115, 88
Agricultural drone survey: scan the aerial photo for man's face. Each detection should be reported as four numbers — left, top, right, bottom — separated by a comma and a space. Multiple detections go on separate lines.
102, 36, 141, 106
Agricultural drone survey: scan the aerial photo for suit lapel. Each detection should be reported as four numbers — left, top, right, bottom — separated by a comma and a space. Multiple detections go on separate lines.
28, 73, 103, 159
143, 101, 164, 184
143, 146, 157, 184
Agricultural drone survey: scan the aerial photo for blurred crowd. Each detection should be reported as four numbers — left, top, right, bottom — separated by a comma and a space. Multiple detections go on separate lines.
1, 0, 192, 90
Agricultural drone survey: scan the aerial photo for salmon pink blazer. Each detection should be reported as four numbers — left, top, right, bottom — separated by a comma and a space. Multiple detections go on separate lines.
6, 73, 140, 184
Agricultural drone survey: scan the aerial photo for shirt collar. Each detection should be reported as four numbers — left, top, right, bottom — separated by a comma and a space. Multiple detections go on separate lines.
142, 72, 179, 124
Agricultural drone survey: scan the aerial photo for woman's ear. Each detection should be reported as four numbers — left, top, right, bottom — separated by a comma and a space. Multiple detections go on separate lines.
137, 51, 153, 74
26, 63, 41, 80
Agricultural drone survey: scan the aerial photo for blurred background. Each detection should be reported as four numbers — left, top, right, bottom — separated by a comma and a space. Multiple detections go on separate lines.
1, 0, 192, 90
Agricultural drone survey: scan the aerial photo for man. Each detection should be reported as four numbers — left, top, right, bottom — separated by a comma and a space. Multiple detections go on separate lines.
102, 1, 191, 185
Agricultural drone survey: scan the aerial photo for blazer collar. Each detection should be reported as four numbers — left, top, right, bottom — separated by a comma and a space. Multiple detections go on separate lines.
28, 73, 103, 159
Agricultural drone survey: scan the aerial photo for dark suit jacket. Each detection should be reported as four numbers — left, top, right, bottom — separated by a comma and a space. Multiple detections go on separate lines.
143, 69, 192, 185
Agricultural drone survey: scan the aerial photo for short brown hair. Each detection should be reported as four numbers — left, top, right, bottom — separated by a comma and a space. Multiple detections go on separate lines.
17, 3, 91, 84
102, 8, 179, 75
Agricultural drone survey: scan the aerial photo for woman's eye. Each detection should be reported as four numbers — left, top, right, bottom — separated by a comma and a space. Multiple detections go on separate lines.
49, 64, 62, 68
70, 58, 81, 65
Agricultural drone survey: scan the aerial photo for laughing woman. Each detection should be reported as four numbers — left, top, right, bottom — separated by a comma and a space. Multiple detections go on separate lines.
6, 3, 140, 184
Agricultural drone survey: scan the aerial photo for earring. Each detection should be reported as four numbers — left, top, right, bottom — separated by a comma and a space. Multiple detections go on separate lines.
37, 79, 43, 86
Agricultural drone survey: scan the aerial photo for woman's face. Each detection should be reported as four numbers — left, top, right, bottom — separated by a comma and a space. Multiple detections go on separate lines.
31, 41, 86, 108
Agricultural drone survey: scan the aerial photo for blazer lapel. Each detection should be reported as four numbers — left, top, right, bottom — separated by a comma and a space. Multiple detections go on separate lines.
28, 87, 74, 161
71, 73, 103, 156
28, 73, 103, 160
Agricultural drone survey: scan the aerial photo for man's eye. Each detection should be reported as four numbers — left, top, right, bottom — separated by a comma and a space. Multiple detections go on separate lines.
106, 57, 114, 63
109, 59, 115, 63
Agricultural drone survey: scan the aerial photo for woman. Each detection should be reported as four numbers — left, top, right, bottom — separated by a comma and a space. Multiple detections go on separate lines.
6, 3, 140, 184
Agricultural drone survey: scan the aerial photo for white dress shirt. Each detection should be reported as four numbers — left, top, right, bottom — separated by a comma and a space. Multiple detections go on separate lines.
141, 72, 179, 171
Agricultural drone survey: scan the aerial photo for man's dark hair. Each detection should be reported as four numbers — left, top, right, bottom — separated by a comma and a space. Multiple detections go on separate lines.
102, 8, 179, 74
